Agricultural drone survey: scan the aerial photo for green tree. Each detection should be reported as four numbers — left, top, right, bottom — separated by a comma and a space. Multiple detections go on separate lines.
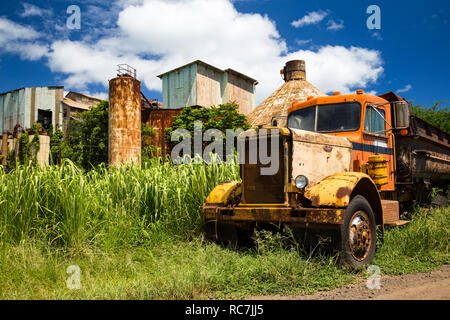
410, 101, 449, 133
165, 103, 250, 158
18, 123, 41, 165
49, 129, 75, 165
78, 100, 109, 168
51, 101, 109, 169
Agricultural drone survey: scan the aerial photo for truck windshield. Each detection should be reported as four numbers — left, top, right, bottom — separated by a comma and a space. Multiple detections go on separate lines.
288, 102, 361, 133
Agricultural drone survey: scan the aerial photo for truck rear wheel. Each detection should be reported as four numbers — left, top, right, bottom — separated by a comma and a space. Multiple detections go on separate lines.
339, 195, 377, 270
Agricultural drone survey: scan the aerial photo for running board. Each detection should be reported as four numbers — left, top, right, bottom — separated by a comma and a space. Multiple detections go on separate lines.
384, 220, 410, 226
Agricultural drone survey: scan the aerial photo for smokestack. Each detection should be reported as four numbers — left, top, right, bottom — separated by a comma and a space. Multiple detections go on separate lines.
281, 60, 306, 82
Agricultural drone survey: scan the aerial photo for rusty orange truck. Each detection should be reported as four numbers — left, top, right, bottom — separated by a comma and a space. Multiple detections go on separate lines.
202, 89, 450, 269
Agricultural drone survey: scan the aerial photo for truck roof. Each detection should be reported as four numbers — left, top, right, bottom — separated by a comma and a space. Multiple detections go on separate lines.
288, 90, 389, 115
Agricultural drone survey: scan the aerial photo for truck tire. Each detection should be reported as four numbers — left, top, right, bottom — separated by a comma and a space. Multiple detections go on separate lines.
204, 221, 238, 246
339, 195, 377, 270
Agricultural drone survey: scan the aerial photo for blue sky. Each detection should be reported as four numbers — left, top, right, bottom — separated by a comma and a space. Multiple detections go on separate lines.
0, 0, 449, 108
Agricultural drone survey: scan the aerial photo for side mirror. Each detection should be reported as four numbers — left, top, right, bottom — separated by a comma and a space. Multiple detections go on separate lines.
393, 101, 410, 129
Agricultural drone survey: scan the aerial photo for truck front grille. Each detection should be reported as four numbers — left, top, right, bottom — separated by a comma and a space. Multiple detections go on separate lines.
240, 135, 286, 204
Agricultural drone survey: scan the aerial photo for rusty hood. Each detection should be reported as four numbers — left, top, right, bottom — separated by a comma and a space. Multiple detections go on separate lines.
290, 128, 353, 187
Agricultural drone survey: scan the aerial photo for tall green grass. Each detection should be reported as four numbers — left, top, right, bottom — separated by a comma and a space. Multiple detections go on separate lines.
374, 206, 450, 273
0, 207, 447, 299
0, 160, 448, 299
0, 158, 239, 250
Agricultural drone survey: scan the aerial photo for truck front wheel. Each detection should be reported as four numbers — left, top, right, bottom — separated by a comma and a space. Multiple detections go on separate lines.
339, 195, 377, 270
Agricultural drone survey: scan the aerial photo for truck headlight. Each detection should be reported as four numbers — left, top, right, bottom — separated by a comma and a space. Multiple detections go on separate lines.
295, 175, 308, 189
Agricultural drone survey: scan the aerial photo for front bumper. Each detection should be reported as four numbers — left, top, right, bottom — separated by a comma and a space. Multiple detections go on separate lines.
202, 204, 345, 226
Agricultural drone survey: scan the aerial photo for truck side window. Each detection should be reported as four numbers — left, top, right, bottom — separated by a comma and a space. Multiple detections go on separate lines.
364, 107, 385, 134
287, 106, 315, 132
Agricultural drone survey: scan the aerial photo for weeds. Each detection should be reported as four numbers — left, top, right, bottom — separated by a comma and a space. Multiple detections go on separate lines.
0, 161, 448, 299
374, 206, 449, 274
0, 158, 239, 249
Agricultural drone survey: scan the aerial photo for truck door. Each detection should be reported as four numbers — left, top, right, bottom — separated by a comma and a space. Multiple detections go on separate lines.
362, 104, 395, 191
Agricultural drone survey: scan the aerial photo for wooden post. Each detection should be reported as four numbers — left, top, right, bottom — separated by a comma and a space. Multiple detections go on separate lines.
14, 133, 22, 161
1, 133, 7, 166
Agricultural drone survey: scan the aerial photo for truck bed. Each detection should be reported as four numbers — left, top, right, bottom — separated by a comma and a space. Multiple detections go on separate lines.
395, 115, 450, 184
379, 91, 450, 185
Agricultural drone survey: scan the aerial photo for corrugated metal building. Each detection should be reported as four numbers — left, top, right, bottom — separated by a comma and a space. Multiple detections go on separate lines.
157, 60, 258, 115
63, 91, 102, 112
0, 86, 64, 133
141, 94, 179, 159
61, 91, 103, 132
143, 108, 183, 159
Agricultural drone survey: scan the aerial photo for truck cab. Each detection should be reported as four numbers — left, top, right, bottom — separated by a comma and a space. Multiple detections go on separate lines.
287, 89, 396, 192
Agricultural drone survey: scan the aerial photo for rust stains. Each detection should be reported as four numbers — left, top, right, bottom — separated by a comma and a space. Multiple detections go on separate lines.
304, 172, 373, 208
108, 76, 142, 166
336, 186, 352, 199
306, 209, 344, 224
310, 195, 321, 207
202, 205, 344, 225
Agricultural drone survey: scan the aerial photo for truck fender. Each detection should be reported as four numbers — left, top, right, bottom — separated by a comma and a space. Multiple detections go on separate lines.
205, 181, 242, 205
304, 172, 383, 225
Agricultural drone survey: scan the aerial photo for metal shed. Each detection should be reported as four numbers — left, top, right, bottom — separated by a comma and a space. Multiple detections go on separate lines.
157, 60, 258, 115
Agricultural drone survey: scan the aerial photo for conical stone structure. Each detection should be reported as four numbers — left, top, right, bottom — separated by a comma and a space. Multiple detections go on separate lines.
247, 60, 326, 127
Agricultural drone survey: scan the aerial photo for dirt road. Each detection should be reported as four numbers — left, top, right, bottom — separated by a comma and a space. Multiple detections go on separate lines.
250, 264, 450, 300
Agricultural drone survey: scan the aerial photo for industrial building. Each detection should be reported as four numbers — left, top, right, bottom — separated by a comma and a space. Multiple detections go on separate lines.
157, 60, 258, 115
0, 86, 64, 134
61, 91, 103, 131
0, 87, 106, 167
62, 91, 103, 114
1, 60, 326, 166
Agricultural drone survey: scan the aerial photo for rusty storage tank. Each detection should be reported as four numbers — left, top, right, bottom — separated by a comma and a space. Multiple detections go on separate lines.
247, 60, 326, 128
108, 64, 141, 166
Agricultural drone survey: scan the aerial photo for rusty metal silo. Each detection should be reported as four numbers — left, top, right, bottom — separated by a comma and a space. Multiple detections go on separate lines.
247, 60, 326, 128
108, 64, 141, 166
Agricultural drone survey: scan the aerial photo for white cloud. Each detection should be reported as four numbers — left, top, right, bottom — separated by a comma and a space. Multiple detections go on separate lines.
85, 91, 109, 100
47, 40, 160, 90
0, 17, 40, 44
292, 10, 329, 28
47, 0, 289, 100
326, 19, 344, 31
397, 84, 412, 93
5, 42, 49, 61
3, 0, 383, 105
284, 46, 383, 94
0, 17, 48, 61
20, 3, 53, 18
295, 39, 312, 46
